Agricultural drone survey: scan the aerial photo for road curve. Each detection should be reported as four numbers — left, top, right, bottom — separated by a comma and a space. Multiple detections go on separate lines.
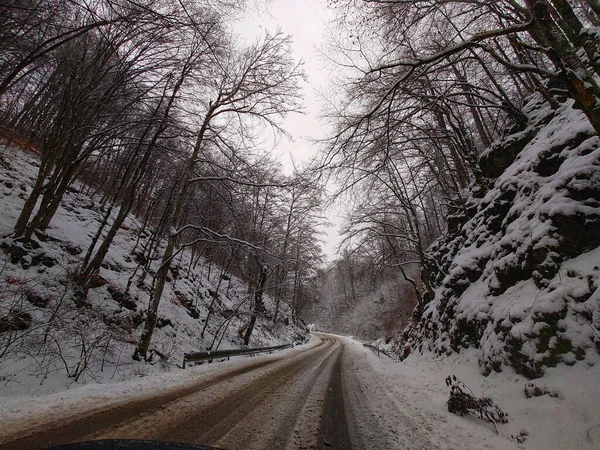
0, 334, 411, 450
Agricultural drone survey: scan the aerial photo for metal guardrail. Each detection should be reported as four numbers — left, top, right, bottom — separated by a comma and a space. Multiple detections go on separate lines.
363, 343, 393, 358
182, 343, 293, 368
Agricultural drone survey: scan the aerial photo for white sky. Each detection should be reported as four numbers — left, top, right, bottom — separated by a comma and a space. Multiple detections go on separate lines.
233, 0, 334, 168
233, 0, 344, 262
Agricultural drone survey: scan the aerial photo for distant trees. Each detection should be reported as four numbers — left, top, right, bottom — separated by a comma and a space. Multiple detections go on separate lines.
272, 172, 323, 321
307, 247, 417, 339
320, 0, 600, 313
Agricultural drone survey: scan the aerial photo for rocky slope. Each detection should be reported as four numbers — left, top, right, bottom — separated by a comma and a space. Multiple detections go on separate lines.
402, 94, 600, 378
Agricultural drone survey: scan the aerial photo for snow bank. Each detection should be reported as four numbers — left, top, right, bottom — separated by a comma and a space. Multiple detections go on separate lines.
0, 339, 317, 441
356, 338, 600, 449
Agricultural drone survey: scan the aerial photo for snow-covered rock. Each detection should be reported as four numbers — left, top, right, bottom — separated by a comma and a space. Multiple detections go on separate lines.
402, 94, 600, 379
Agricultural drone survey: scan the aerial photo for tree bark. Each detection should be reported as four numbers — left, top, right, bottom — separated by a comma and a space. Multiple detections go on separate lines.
526, 0, 600, 134
243, 264, 268, 346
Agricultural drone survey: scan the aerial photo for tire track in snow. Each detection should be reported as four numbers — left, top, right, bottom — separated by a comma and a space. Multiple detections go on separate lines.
4, 334, 430, 450
317, 344, 352, 449
152, 336, 338, 447
209, 337, 340, 449
73, 335, 337, 446
0, 337, 330, 450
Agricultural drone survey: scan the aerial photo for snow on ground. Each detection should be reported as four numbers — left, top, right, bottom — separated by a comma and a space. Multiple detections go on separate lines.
2, 330, 595, 449
0, 143, 307, 399
0, 338, 320, 440
354, 336, 600, 450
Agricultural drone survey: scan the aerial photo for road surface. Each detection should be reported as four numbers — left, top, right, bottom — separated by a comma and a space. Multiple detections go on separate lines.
0, 334, 435, 449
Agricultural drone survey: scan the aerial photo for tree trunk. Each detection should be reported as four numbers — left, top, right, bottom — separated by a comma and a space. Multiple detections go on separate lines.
526, 0, 600, 134
243, 264, 268, 346
134, 230, 176, 361
81, 200, 116, 272
548, 0, 582, 46
32, 163, 79, 232
135, 102, 218, 360
550, 0, 600, 76
82, 197, 133, 277
13, 164, 47, 237
201, 251, 235, 338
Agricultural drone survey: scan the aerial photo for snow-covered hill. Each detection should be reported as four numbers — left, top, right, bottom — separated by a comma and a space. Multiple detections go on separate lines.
401, 94, 600, 379
0, 144, 307, 398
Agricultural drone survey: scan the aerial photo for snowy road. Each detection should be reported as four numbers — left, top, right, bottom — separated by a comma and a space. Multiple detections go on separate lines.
0, 334, 519, 450
0, 334, 404, 450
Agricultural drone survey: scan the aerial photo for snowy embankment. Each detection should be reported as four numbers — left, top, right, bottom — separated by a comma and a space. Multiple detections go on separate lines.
5, 333, 595, 449
364, 94, 600, 449
0, 144, 307, 399
355, 337, 600, 449
402, 95, 600, 378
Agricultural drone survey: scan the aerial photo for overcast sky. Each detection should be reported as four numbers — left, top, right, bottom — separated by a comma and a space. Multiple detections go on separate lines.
233, 0, 344, 262
233, 0, 334, 166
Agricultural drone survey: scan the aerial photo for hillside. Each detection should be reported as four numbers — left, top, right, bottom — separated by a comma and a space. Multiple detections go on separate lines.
400, 94, 600, 378
0, 144, 307, 398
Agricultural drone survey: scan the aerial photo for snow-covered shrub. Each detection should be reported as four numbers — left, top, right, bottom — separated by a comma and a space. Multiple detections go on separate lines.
523, 382, 560, 399
511, 429, 529, 444
445, 375, 508, 433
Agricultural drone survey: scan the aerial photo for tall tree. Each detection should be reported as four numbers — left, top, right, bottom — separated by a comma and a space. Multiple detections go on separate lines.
320, 0, 600, 312
135, 31, 304, 360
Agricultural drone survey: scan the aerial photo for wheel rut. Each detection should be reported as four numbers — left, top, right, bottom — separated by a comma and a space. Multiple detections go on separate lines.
0, 335, 362, 450
158, 337, 338, 447
317, 344, 352, 449
0, 338, 331, 450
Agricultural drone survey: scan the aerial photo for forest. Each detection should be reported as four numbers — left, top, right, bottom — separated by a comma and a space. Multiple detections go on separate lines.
1, 0, 599, 384
307, 0, 600, 355
0, 0, 323, 369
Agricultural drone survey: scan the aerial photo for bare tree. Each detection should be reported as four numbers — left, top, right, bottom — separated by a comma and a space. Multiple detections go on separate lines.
78, 20, 223, 278
135, 31, 304, 360
318, 0, 600, 317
